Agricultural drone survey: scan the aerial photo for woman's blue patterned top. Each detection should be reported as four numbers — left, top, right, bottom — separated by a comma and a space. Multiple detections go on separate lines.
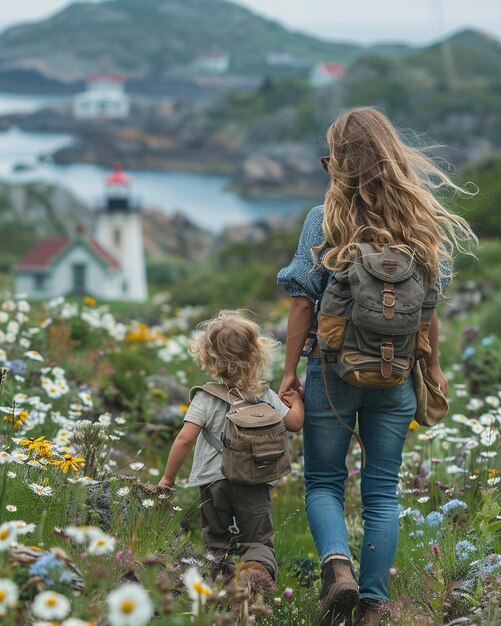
277, 205, 451, 304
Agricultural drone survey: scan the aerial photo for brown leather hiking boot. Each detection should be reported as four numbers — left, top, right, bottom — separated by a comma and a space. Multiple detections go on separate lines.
231, 560, 276, 623
317, 558, 359, 626
355, 599, 386, 625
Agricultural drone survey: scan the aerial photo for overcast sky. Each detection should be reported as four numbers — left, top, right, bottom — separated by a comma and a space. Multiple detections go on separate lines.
0, 0, 500, 45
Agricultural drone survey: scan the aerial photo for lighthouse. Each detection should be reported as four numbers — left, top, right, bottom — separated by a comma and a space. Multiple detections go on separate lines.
94, 164, 148, 301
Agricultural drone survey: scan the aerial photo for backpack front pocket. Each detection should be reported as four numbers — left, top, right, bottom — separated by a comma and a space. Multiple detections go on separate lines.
251, 439, 290, 483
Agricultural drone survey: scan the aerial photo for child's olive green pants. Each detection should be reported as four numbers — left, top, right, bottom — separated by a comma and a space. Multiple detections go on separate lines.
200, 478, 277, 578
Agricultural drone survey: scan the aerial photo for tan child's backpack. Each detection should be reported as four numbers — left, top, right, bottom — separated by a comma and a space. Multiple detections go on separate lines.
189, 383, 291, 485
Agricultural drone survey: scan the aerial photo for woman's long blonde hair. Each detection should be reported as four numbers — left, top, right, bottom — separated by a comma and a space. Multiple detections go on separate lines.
316, 107, 477, 280
190, 310, 278, 395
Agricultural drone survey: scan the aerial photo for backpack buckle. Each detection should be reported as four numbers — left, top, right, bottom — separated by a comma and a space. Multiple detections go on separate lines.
221, 432, 231, 448
380, 341, 394, 362
382, 283, 396, 320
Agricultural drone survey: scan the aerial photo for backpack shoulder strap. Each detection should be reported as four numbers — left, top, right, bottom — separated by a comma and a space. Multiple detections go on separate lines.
189, 382, 231, 404
189, 383, 230, 453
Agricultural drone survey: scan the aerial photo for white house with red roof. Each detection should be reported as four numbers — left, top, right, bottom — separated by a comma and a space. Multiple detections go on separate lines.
73, 73, 130, 119
14, 166, 148, 302
309, 62, 347, 88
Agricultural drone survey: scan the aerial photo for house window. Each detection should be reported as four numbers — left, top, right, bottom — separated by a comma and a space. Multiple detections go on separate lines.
113, 228, 122, 247
72, 263, 87, 293
33, 274, 46, 291
122, 280, 128, 294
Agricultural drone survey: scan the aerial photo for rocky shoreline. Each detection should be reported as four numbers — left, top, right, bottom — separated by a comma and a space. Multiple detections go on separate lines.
0, 99, 325, 198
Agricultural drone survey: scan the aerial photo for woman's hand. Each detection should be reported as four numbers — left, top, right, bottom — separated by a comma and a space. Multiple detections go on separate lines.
427, 364, 448, 395
279, 373, 304, 399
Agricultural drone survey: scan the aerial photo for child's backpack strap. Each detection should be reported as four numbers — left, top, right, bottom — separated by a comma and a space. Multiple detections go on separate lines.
189, 383, 232, 453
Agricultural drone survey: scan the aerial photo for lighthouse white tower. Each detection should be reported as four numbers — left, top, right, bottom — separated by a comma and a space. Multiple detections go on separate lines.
94, 165, 148, 301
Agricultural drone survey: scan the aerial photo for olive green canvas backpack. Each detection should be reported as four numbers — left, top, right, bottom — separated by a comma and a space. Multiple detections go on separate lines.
189, 383, 291, 485
318, 243, 439, 388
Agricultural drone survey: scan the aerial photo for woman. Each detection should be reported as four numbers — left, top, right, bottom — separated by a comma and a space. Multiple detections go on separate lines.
277, 107, 476, 626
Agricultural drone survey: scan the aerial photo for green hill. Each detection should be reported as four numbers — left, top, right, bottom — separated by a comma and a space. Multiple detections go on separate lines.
0, 0, 361, 82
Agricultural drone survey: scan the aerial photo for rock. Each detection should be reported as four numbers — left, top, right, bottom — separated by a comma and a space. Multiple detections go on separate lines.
145, 372, 189, 403
142, 210, 213, 263
444, 281, 483, 318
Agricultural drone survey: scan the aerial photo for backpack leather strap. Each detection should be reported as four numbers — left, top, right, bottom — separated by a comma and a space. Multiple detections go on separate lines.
380, 336, 394, 379
321, 354, 366, 468
382, 282, 396, 320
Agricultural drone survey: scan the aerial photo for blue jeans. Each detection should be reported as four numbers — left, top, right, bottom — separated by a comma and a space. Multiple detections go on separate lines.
303, 357, 416, 601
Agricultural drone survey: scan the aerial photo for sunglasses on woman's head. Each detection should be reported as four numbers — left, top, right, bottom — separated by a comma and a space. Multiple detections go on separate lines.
320, 156, 330, 173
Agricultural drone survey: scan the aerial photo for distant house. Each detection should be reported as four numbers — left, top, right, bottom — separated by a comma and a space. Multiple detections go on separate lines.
309, 62, 347, 88
14, 166, 148, 302
192, 50, 230, 74
73, 73, 130, 119
266, 52, 310, 68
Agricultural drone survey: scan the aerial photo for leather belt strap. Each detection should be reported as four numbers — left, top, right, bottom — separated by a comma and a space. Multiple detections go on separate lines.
382, 282, 396, 320
321, 354, 366, 468
380, 335, 394, 379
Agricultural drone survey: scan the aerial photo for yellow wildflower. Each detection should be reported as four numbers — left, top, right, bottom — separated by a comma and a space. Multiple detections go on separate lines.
53, 453, 85, 474
409, 420, 421, 430
84, 296, 97, 306
4, 409, 29, 430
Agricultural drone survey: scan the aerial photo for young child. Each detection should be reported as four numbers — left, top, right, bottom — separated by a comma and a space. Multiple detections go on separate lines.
158, 310, 304, 584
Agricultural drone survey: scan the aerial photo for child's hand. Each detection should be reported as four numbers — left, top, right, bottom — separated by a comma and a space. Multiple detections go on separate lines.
281, 389, 303, 408
158, 475, 175, 491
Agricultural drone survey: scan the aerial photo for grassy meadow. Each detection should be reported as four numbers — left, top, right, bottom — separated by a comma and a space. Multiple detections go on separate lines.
0, 241, 500, 625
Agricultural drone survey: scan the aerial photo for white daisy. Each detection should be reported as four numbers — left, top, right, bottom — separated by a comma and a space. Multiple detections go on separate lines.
0, 451, 12, 464
0, 523, 18, 551
52, 367, 66, 379
5, 505, 16, 512
115, 417, 126, 424
7, 321, 20, 335
107, 583, 154, 626
0, 349, 6, 362
78, 392, 93, 408
24, 350, 44, 362
32, 590, 71, 620
62, 619, 95, 626
183, 567, 213, 615
117, 487, 130, 497
488, 477, 500, 486
142, 499, 155, 509
17, 300, 30, 313
0, 578, 18, 614
148, 468, 160, 476
10, 520, 36, 535
28, 483, 53, 497
88, 534, 116, 555
7, 471, 16, 478
98, 413, 111, 426
129, 462, 144, 471
65, 525, 102, 544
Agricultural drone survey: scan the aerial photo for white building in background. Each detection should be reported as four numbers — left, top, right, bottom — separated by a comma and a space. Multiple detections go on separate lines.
309, 62, 347, 88
192, 50, 230, 74
73, 73, 130, 119
266, 52, 311, 68
14, 166, 148, 302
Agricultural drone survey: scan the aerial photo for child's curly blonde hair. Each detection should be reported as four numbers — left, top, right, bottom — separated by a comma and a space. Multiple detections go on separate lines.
190, 310, 278, 395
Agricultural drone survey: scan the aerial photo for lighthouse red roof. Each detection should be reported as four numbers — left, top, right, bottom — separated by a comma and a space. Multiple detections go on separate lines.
106, 164, 131, 186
